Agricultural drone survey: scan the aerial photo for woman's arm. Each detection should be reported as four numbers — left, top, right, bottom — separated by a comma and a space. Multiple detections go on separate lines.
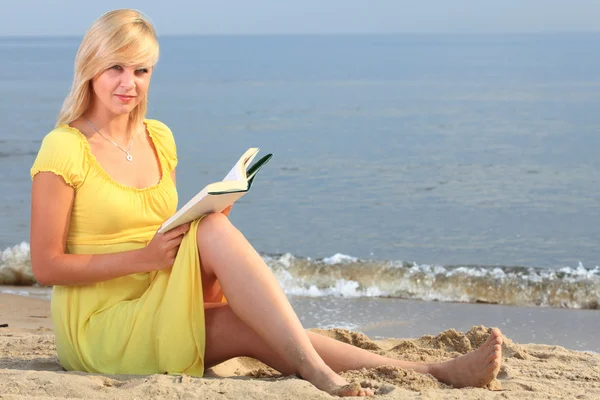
30, 172, 189, 286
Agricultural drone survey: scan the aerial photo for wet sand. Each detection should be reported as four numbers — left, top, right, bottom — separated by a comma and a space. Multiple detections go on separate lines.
290, 296, 600, 353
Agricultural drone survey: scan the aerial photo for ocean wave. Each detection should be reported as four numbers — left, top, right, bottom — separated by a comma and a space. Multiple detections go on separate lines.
0, 242, 35, 285
2, 243, 599, 309
265, 253, 600, 309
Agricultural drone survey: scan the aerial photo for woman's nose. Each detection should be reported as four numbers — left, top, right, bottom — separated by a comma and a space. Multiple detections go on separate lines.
120, 68, 136, 89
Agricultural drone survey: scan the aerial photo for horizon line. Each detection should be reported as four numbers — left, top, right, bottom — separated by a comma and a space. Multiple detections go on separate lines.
1, 31, 600, 39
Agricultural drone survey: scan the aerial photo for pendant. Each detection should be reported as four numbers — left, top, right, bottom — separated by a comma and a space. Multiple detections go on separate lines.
126, 153, 133, 162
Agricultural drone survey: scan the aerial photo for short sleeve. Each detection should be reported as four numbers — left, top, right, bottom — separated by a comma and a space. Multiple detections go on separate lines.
145, 119, 178, 172
30, 127, 88, 190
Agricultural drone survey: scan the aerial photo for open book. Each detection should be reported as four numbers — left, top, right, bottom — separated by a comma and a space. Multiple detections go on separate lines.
158, 148, 273, 233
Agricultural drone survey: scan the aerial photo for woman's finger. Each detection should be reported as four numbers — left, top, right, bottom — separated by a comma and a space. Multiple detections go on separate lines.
164, 234, 185, 250
162, 223, 191, 240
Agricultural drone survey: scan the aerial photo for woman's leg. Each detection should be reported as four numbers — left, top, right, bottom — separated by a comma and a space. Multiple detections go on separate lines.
204, 304, 503, 388
197, 213, 503, 392
196, 213, 369, 397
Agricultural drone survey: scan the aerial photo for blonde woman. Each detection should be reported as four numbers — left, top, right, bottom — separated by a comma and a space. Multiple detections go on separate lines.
30, 9, 503, 397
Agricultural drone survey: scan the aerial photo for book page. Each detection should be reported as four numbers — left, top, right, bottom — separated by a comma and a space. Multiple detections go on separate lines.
222, 148, 259, 181
222, 161, 243, 181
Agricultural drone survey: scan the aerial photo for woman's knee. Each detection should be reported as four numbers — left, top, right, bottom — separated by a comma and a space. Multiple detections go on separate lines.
196, 212, 235, 277
196, 212, 231, 243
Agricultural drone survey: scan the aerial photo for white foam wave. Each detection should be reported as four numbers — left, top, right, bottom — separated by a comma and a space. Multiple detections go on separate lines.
0, 242, 35, 285
282, 278, 384, 298
262, 253, 600, 308
322, 253, 359, 265
1, 241, 30, 263
0, 243, 598, 308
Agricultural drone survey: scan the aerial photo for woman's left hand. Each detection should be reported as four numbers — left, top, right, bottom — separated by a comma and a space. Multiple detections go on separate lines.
221, 205, 233, 217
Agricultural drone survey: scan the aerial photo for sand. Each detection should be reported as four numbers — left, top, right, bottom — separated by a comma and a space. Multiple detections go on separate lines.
1, 293, 599, 399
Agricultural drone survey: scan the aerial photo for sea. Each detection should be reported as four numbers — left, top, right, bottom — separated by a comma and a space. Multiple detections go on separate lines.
0, 34, 599, 352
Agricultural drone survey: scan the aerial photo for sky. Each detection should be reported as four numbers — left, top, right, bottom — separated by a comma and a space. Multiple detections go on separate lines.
1, 0, 600, 36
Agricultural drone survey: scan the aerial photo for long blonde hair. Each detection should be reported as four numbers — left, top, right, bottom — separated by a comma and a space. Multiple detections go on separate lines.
56, 9, 159, 130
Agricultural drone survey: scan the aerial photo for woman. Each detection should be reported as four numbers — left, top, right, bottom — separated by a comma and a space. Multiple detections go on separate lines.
30, 9, 503, 397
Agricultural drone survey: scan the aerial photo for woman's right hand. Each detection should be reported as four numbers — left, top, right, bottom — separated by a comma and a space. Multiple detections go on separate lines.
143, 223, 192, 270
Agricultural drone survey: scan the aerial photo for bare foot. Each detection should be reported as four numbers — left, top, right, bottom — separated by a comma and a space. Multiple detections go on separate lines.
303, 368, 373, 397
331, 382, 372, 397
431, 327, 503, 388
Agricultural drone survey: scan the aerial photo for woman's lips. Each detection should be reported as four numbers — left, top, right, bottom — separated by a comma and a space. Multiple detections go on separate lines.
115, 94, 135, 102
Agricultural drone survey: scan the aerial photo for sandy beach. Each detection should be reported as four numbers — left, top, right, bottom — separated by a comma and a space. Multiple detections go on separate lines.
1, 293, 599, 399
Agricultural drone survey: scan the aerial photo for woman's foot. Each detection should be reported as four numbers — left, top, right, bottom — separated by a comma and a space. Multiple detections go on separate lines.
431, 327, 503, 388
303, 366, 373, 397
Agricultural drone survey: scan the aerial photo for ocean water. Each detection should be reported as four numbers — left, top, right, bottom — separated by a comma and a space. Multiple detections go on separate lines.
0, 34, 599, 311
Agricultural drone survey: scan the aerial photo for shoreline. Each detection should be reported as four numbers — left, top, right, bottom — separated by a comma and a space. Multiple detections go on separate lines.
2, 287, 600, 353
1, 293, 599, 399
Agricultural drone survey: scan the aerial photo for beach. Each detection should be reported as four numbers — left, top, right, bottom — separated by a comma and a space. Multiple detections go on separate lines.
1, 32, 600, 399
1, 293, 598, 399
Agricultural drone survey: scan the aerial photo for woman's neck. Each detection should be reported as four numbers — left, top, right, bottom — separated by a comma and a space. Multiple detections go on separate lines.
83, 109, 133, 141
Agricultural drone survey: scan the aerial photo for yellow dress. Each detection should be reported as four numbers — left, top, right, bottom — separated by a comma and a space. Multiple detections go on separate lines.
30, 119, 208, 376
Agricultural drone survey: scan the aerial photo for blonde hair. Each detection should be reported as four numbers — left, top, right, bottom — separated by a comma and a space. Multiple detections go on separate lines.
56, 9, 159, 130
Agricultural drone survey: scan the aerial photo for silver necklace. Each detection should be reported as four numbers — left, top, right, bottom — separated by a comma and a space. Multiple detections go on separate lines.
84, 117, 136, 162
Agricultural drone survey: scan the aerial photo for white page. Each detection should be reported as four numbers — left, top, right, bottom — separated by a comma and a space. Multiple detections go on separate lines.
222, 148, 259, 181
222, 160, 243, 181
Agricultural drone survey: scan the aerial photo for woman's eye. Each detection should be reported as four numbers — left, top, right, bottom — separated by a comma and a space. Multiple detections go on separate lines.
110, 65, 122, 71
136, 68, 149, 74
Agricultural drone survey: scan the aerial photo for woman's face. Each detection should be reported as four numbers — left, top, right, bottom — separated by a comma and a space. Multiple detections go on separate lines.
90, 64, 153, 116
